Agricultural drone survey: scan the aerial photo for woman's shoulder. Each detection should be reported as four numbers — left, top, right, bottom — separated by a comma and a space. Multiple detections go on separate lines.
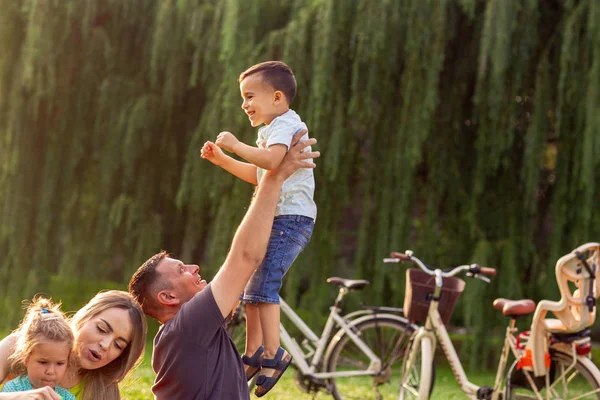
0, 332, 19, 357
0, 331, 20, 382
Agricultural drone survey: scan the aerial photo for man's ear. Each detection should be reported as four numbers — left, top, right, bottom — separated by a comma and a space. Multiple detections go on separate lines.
157, 290, 180, 306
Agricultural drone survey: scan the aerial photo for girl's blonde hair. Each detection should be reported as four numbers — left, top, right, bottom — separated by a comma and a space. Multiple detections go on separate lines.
9, 296, 74, 376
70, 290, 147, 400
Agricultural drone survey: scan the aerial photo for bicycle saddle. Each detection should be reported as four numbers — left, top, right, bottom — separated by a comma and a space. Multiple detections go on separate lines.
493, 298, 536, 317
326, 277, 370, 290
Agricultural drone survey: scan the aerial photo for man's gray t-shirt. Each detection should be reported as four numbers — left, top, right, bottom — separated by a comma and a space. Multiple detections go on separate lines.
151, 284, 248, 400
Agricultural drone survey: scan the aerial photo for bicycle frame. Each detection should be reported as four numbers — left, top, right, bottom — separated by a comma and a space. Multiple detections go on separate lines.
407, 268, 600, 400
279, 290, 391, 380
409, 269, 480, 399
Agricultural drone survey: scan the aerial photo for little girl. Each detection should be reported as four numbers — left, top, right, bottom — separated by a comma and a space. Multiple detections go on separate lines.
1, 297, 75, 400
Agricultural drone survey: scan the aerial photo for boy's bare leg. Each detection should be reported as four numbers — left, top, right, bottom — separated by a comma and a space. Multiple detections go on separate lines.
259, 303, 281, 375
254, 302, 293, 395
245, 303, 263, 366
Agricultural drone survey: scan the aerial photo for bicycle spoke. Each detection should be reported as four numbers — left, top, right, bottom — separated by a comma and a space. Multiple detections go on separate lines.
567, 369, 582, 385
386, 332, 410, 366
398, 336, 435, 400
570, 389, 600, 400
326, 317, 413, 399
507, 352, 600, 400
225, 304, 247, 355
401, 383, 419, 397
552, 362, 600, 400
336, 355, 367, 369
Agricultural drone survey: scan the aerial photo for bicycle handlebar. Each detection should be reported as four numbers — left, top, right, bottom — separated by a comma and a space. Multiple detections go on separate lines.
476, 266, 497, 276
384, 250, 496, 281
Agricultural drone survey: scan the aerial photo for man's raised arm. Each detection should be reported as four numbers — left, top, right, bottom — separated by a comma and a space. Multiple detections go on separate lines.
211, 130, 319, 317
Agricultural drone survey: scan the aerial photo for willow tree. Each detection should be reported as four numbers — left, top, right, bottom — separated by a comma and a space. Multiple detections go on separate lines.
1, 0, 598, 366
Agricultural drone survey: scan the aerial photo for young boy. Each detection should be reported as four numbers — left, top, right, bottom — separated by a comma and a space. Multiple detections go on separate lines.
201, 61, 316, 397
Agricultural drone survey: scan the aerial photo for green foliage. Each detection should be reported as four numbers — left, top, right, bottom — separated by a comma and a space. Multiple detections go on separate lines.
0, 0, 598, 370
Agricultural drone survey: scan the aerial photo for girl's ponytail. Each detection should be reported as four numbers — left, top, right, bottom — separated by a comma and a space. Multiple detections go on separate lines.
8, 296, 74, 376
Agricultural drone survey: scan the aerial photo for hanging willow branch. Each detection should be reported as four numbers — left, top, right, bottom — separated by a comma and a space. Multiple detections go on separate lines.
0, 0, 598, 367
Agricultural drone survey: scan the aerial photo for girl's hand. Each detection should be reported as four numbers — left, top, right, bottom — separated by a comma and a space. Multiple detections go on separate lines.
29, 387, 62, 400
215, 131, 240, 153
200, 141, 227, 166
0, 387, 62, 400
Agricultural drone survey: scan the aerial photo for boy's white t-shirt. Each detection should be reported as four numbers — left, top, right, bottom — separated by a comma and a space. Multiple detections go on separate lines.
256, 109, 317, 220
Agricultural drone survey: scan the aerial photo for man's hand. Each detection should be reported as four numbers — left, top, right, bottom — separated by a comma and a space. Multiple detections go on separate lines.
268, 129, 319, 181
215, 131, 240, 153
200, 141, 227, 166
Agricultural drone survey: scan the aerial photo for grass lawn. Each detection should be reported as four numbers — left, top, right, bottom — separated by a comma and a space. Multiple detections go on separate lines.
120, 342, 154, 399
120, 345, 497, 399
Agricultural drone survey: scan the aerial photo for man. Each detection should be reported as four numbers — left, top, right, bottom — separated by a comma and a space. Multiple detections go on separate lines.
128, 130, 318, 399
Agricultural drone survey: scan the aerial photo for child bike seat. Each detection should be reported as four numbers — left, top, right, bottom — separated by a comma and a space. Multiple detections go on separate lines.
526, 242, 600, 376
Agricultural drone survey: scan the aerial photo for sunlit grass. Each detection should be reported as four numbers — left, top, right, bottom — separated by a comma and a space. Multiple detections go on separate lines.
116, 340, 600, 399
7, 333, 599, 399
121, 344, 154, 399
120, 349, 497, 400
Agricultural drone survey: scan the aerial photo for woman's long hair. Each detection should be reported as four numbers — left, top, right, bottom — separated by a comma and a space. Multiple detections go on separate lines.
70, 290, 147, 400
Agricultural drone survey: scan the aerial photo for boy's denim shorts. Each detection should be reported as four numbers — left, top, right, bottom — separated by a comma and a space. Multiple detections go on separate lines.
241, 215, 314, 305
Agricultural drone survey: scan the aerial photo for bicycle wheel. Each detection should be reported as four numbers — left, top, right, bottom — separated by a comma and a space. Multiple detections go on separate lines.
325, 315, 414, 400
225, 304, 260, 392
398, 334, 435, 400
225, 303, 247, 356
506, 350, 600, 399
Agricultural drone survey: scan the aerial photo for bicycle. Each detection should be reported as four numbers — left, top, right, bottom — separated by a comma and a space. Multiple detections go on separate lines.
226, 277, 416, 399
386, 242, 600, 400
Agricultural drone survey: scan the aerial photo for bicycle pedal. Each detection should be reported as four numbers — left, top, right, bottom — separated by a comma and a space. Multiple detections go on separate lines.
476, 385, 493, 400
299, 372, 328, 389
324, 383, 335, 394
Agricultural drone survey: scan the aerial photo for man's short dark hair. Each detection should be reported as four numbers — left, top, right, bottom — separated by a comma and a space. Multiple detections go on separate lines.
239, 61, 297, 105
128, 251, 169, 319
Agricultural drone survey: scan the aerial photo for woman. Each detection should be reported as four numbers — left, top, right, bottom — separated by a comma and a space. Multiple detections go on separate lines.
0, 290, 147, 400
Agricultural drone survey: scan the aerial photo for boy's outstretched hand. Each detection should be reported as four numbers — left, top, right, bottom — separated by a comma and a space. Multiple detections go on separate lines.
215, 131, 240, 153
200, 141, 227, 166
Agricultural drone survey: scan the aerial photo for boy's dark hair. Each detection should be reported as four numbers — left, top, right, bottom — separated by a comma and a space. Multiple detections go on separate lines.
128, 250, 169, 319
239, 61, 297, 105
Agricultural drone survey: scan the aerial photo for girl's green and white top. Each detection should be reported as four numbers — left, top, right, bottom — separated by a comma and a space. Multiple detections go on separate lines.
0, 375, 76, 400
